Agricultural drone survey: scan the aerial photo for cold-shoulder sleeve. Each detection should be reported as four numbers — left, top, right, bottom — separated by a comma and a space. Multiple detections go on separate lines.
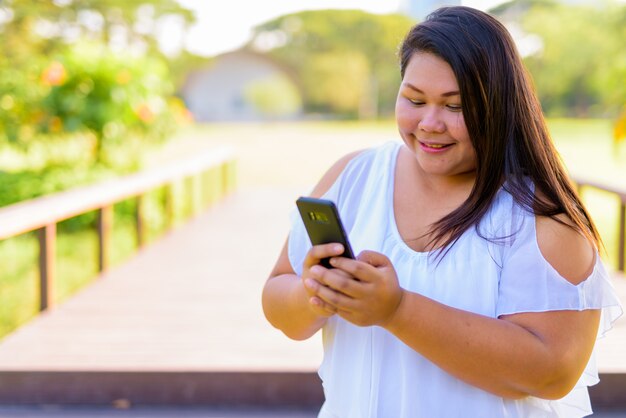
496, 211, 623, 416
496, 213, 622, 330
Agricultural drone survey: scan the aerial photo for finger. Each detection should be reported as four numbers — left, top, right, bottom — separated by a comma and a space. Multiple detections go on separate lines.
304, 243, 345, 268
357, 250, 392, 268
328, 257, 377, 283
308, 296, 337, 316
319, 267, 364, 298
310, 295, 343, 313
314, 281, 358, 312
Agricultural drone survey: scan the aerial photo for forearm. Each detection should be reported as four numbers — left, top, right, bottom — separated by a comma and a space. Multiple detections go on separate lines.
385, 291, 572, 399
262, 273, 328, 340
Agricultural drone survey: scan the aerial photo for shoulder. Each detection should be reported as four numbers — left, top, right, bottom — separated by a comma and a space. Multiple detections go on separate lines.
535, 214, 595, 285
309, 149, 366, 198
309, 141, 399, 198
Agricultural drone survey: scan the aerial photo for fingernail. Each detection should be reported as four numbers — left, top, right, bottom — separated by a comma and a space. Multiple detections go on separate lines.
333, 244, 344, 253
304, 278, 315, 289
310, 265, 322, 275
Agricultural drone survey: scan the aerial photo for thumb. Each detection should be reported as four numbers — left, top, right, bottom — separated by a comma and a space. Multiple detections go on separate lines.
357, 250, 391, 268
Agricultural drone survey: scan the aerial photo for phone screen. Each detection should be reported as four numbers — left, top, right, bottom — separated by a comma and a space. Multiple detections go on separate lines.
296, 197, 355, 268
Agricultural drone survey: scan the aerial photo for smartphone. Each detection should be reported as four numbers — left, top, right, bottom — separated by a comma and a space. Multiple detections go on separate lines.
296, 197, 355, 268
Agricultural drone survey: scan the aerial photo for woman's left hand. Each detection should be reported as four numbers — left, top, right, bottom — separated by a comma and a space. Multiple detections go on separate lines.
304, 250, 405, 327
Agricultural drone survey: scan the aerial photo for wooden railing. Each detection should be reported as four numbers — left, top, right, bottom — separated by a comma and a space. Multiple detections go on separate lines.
572, 174, 626, 273
0, 147, 236, 312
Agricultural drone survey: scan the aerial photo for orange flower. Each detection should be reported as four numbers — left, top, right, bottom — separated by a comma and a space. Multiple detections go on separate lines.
49, 116, 63, 133
176, 107, 194, 125
136, 103, 155, 123
41, 61, 67, 86
169, 98, 194, 125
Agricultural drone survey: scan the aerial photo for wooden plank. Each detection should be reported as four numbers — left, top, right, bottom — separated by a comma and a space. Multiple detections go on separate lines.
37, 224, 56, 311
164, 183, 174, 230
97, 206, 113, 273
136, 195, 146, 249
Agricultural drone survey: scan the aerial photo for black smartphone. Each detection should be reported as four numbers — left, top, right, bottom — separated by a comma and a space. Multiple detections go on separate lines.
296, 197, 355, 268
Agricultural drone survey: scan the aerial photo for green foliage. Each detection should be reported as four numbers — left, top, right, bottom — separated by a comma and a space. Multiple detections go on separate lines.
244, 74, 302, 117
39, 42, 180, 164
0, 0, 194, 166
301, 51, 370, 115
516, 0, 626, 117
249, 10, 414, 118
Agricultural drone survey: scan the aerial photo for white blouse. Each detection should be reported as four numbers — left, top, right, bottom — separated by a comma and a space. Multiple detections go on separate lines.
288, 141, 623, 418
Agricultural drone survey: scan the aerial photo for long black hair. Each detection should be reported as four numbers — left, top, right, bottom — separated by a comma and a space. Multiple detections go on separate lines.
399, 6, 600, 250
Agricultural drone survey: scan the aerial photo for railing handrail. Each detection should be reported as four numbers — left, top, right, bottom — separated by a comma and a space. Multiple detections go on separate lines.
0, 146, 235, 241
0, 146, 237, 313
570, 174, 626, 202
571, 171, 626, 273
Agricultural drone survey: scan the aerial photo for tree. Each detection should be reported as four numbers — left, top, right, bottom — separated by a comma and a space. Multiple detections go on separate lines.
248, 10, 415, 118
39, 42, 185, 166
0, 0, 195, 165
514, 0, 626, 117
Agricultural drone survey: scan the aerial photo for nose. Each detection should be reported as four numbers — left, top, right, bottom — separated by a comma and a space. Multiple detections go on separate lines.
418, 107, 445, 133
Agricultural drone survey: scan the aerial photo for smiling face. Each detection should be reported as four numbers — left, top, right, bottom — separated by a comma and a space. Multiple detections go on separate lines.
395, 52, 477, 182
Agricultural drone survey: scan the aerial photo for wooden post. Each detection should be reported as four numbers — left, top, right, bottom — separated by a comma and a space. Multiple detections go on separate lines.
619, 201, 625, 273
221, 160, 235, 195
164, 183, 174, 230
192, 174, 202, 216
37, 224, 56, 311
98, 205, 113, 272
136, 194, 146, 248
202, 169, 210, 207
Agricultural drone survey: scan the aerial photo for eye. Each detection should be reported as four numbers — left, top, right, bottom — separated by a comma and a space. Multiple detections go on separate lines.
408, 98, 424, 106
446, 104, 462, 112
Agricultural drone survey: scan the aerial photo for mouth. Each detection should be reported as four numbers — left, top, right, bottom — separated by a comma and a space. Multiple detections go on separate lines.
419, 141, 454, 151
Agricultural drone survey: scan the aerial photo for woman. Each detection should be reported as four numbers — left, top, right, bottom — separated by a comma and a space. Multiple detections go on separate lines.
262, 6, 622, 417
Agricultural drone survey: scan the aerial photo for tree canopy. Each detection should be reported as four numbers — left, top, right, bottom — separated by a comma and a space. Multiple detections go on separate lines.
496, 0, 625, 118
0, 0, 195, 166
248, 10, 415, 118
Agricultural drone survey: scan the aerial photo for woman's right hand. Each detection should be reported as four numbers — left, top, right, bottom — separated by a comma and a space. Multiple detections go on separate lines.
302, 243, 348, 318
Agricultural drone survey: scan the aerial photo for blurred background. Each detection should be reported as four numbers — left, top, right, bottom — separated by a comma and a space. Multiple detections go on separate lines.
1, 0, 625, 334
0, 0, 625, 405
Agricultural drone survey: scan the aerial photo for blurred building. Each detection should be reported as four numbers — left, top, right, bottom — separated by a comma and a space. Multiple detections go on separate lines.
400, 0, 461, 21
180, 50, 302, 122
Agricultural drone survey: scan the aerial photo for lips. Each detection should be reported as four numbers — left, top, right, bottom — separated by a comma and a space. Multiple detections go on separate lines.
422, 143, 452, 149
419, 141, 454, 150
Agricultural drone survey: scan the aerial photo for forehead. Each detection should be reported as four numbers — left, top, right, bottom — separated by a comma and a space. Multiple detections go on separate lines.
403, 52, 459, 90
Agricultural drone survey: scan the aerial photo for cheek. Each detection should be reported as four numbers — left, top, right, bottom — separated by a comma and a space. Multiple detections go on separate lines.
395, 101, 419, 131
449, 114, 470, 141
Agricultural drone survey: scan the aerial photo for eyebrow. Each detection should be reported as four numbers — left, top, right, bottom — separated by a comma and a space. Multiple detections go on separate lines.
403, 82, 460, 98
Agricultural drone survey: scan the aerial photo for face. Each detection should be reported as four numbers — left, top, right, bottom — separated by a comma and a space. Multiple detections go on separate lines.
395, 52, 477, 181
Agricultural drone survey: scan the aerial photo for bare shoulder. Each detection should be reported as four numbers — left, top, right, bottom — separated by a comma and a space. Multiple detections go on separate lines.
535, 214, 595, 285
309, 149, 366, 198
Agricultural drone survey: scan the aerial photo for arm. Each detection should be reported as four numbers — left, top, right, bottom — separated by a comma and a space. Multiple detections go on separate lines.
305, 215, 601, 399
261, 150, 363, 340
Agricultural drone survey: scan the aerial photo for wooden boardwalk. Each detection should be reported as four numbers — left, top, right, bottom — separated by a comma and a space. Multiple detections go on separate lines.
0, 185, 624, 408
0, 187, 324, 407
